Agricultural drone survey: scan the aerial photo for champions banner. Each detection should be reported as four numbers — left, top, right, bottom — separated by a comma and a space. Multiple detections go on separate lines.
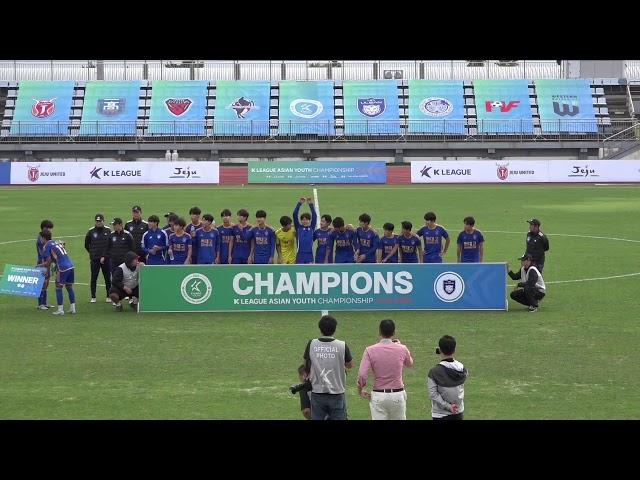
138, 263, 508, 312
0, 264, 46, 298
535, 79, 597, 133
214, 80, 271, 135
79, 81, 141, 135
342, 81, 400, 134
10, 81, 75, 136
148, 81, 208, 135
248, 161, 387, 184
408, 80, 465, 134
278, 81, 335, 135
474, 80, 533, 134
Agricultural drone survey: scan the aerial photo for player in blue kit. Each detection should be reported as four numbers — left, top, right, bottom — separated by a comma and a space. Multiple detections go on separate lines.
229, 209, 252, 264
397, 221, 422, 263
217, 209, 235, 265
142, 215, 169, 265
185, 206, 203, 263
355, 213, 379, 263
457, 216, 484, 263
417, 211, 450, 263
377, 222, 399, 263
314, 214, 333, 264
168, 218, 192, 265
293, 197, 317, 264
330, 217, 357, 263
195, 214, 220, 264
248, 210, 276, 264
42, 232, 76, 315
36, 219, 54, 310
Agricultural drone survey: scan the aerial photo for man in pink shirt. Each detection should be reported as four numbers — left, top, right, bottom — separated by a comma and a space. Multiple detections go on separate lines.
357, 319, 414, 420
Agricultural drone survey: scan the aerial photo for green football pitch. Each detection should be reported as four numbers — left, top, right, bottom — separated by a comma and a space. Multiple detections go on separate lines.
1, 184, 639, 419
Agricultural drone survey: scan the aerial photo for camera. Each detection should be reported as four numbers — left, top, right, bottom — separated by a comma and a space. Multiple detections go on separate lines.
290, 380, 312, 395
435, 347, 441, 354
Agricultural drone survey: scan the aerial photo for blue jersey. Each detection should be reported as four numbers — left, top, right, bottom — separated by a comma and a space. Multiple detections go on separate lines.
293, 202, 318, 256
186, 222, 203, 261
313, 228, 333, 263
231, 224, 252, 261
43, 240, 74, 271
417, 225, 449, 260
36, 234, 47, 264
217, 224, 235, 263
398, 234, 421, 263
330, 229, 356, 263
356, 227, 379, 263
195, 227, 220, 264
142, 227, 169, 265
378, 235, 399, 263
168, 232, 192, 265
457, 229, 484, 263
247, 226, 276, 264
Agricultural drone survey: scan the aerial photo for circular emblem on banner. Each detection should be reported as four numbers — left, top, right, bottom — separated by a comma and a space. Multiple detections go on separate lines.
419, 97, 453, 117
180, 273, 213, 305
433, 271, 465, 303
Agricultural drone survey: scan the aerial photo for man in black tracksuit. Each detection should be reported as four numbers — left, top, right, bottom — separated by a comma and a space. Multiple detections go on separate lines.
525, 218, 549, 273
125, 205, 148, 258
104, 218, 135, 274
508, 253, 546, 312
84, 213, 112, 303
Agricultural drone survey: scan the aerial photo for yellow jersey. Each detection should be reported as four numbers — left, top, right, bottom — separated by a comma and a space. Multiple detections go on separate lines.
275, 227, 297, 264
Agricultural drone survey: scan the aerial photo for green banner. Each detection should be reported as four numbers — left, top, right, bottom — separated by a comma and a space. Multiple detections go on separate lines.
0, 264, 46, 298
138, 263, 508, 312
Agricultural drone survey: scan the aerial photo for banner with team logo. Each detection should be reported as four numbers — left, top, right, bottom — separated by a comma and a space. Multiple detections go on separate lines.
473, 80, 533, 134
535, 79, 597, 133
342, 81, 400, 134
138, 263, 508, 312
9, 161, 219, 185
79, 81, 141, 135
148, 81, 208, 135
0, 264, 46, 298
213, 81, 270, 135
278, 81, 334, 135
9, 81, 75, 136
408, 80, 465, 134
248, 161, 386, 184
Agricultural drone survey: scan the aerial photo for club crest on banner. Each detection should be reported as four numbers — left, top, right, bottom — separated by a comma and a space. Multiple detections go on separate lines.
165, 98, 193, 116
31, 99, 56, 118
290, 99, 323, 119
357, 98, 386, 117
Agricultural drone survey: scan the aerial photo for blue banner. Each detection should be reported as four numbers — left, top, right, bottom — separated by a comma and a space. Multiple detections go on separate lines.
278, 81, 335, 135
0, 162, 10, 185
148, 81, 208, 135
474, 80, 533, 134
408, 80, 465, 134
214, 81, 271, 135
248, 161, 387, 184
9, 81, 75, 136
79, 81, 141, 135
535, 79, 597, 133
343, 81, 400, 134
0, 264, 46, 298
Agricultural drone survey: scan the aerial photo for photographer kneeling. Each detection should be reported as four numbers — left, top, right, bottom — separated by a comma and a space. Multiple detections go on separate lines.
109, 251, 144, 312
508, 253, 546, 312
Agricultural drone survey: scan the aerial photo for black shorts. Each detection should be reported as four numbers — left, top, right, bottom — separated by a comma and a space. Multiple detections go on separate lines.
109, 285, 139, 301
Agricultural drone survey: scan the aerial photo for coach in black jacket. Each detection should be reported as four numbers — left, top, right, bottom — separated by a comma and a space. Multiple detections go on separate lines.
104, 218, 135, 273
125, 205, 148, 257
84, 213, 112, 303
525, 218, 549, 273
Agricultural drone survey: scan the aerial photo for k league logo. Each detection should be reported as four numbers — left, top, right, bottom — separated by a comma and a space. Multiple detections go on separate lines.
290, 99, 323, 119
180, 273, 213, 305
433, 271, 465, 303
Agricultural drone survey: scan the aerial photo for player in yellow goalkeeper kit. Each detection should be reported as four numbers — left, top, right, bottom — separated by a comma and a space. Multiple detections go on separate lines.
276, 216, 297, 264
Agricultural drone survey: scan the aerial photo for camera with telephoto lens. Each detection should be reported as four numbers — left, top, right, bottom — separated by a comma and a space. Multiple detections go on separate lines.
435, 347, 441, 354
290, 380, 312, 395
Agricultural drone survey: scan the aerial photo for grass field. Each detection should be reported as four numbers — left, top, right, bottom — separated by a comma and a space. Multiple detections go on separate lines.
1, 184, 639, 419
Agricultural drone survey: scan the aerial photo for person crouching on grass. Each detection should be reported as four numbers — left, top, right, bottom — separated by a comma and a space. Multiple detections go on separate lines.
109, 251, 143, 312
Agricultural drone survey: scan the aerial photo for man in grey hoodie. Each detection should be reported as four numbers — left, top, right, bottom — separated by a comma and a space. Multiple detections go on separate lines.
427, 335, 468, 420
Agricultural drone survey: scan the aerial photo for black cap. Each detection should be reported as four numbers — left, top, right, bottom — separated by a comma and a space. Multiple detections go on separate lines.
95, 214, 104, 221
164, 212, 176, 218
111, 217, 123, 225
132, 205, 142, 213
527, 218, 541, 226
519, 253, 533, 261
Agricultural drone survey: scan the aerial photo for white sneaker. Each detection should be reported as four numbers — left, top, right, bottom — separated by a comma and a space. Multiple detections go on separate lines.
90, 298, 97, 303
37, 305, 49, 310
52, 309, 65, 316
67, 309, 77, 314
105, 297, 112, 303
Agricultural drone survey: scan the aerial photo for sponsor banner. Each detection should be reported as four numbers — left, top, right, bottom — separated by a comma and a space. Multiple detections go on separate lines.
79, 81, 142, 135
278, 81, 335, 135
148, 81, 208, 135
411, 160, 549, 183
408, 80, 465, 134
474, 80, 533, 134
248, 161, 386, 184
547, 160, 640, 183
9, 162, 219, 185
342, 81, 400, 134
213, 81, 271, 136
0, 264, 46, 298
0, 162, 10, 185
138, 263, 507, 312
9, 81, 75, 136
535, 79, 597, 133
